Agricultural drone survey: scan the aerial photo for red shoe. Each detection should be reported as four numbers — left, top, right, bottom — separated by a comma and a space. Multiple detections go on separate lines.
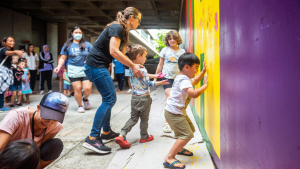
115, 136, 131, 149
139, 134, 154, 143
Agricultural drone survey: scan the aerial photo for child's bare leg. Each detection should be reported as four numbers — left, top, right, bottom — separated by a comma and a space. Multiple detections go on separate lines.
67, 89, 70, 96
17, 91, 22, 103
25, 94, 30, 104
5, 96, 10, 104
64, 90, 67, 96
59, 77, 63, 92
164, 138, 191, 167
10, 91, 16, 104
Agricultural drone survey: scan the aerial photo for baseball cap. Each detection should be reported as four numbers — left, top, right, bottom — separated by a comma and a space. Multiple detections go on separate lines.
39, 92, 69, 123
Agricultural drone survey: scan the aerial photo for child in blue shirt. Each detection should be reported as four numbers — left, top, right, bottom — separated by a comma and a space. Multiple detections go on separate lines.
113, 59, 125, 91
114, 44, 168, 149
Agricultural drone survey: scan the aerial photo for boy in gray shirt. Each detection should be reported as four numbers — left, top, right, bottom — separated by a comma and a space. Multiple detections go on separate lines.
114, 44, 169, 149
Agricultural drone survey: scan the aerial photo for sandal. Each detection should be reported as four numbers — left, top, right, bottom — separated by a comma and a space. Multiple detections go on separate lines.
177, 148, 193, 156
163, 160, 186, 169
163, 123, 172, 133
140, 134, 154, 143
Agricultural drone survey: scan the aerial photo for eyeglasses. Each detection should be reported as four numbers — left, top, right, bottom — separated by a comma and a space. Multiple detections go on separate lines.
133, 15, 141, 23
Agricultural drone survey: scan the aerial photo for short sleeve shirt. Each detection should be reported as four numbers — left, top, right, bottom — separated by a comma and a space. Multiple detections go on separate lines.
12, 68, 24, 86
0, 107, 63, 146
60, 42, 93, 67
165, 75, 193, 115
0, 48, 12, 68
23, 52, 39, 70
129, 67, 156, 96
86, 24, 124, 69
160, 47, 186, 79
113, 59, 125, 74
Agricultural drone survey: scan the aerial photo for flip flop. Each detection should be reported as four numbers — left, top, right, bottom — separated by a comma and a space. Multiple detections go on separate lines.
177, 148, 193, 156
163, 160, 186, 169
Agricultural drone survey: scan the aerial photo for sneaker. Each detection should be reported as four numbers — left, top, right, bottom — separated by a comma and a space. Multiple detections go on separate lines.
83, 98, 91, 110
115, 136, 131, 149
48, 90, 53, 93
9, 104, 15, 108
0, 106, 12, 111
100, 131, 120, 143
16, 103, 22, 106
78, 106, 85, 113
127, 89, 132, 93
40, 90, 44, 94
140, 134, 154, 143
82, 136, 111, 153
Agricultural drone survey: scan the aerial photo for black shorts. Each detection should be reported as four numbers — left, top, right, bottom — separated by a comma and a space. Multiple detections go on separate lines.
161, 77, 174, 90
40, 138, 63, 161
69, 76, 89, 83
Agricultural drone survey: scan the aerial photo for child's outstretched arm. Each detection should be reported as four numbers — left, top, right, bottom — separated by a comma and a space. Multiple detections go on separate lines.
192, 61, 207, 86
186, 76, 208, 98
148, 72, 166, 79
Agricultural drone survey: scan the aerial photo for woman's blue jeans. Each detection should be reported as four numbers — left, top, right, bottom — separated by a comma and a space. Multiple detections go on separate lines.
84, 64, 116, 137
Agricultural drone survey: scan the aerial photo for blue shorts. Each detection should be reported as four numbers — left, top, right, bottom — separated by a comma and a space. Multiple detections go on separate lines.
9, 85, 22, 91
63, 84, 71, 90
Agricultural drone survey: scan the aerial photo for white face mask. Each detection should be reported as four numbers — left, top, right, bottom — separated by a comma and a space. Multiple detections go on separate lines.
73, 33, 82, 41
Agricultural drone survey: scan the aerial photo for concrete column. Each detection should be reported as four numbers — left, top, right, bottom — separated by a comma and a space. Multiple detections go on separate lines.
57, 22, 68, 55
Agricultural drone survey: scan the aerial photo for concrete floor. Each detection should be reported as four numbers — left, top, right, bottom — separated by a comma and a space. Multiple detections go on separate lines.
0, 80, 214, 169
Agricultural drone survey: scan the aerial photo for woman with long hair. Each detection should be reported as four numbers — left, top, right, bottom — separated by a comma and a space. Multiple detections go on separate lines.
23, 44, 39, 94
0, 36, 24, 111
39, 45, 54, 94
82, 7, 144, 153
154, 30, 186, 133
54, 27, 93, 113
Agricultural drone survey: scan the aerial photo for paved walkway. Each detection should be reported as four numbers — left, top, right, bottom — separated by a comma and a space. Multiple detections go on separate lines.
0, 80, 214, 169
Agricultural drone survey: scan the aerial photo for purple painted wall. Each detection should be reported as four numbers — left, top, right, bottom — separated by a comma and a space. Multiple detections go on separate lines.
213, 0, 300, 168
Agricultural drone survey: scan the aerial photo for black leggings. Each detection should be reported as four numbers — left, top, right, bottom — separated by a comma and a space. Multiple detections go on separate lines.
40, 138, 63, 161
29, 69, 37, 91
39, 70, 53, 91
116, 73, 124, 90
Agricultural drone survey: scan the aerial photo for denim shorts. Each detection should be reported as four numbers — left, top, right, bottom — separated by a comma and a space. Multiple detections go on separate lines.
63, 84, 71, 90
9, 85, 22, 91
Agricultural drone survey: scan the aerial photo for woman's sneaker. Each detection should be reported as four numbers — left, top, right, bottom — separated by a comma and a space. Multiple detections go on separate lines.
140, 134, 154, 143
78, 106, 85, 113
115, 136, 131, 149
100, 131, 120, 143
82, 136, 111, 154
82, 98, 91, 110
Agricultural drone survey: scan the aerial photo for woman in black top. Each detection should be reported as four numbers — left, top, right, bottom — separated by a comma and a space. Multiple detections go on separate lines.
0, 36, 24, 111
82, 7, 144, 153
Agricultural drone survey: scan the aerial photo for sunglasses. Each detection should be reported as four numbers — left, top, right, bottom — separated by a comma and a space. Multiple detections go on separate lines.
133, 15, 141, 23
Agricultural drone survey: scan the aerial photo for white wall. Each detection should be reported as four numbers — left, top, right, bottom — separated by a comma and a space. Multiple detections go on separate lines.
47, 23, 58, 78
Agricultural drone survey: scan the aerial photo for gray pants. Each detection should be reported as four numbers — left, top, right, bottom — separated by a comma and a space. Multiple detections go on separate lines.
120, 95, 152, 139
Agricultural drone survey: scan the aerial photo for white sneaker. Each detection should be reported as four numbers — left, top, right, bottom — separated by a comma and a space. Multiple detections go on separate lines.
127, 89, 132, 93
40, 90, 44, 94
48, 90, 53, 93
78, 106, 85, 113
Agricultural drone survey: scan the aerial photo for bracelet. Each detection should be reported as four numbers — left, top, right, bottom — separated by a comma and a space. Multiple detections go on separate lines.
57, 65, 62, 68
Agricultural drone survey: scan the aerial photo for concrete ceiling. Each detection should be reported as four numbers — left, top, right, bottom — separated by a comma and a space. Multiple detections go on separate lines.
0, 0, 183, 37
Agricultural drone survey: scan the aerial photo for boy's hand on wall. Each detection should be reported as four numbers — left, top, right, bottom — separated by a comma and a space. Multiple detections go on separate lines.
202, 61, 207, 73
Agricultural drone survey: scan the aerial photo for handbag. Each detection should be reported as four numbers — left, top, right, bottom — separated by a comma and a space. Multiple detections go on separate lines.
67, 64, 86, 78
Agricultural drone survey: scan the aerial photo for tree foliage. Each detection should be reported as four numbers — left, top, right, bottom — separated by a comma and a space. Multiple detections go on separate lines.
153, 32, 167, 58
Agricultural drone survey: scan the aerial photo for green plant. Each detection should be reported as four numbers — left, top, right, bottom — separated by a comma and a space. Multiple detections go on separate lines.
154, 32, 167, 53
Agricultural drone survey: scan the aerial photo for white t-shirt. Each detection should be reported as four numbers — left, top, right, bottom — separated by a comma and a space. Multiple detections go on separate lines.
23, 52, 39, 70
165, 75, 193, 115
160, 47, 185, 79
